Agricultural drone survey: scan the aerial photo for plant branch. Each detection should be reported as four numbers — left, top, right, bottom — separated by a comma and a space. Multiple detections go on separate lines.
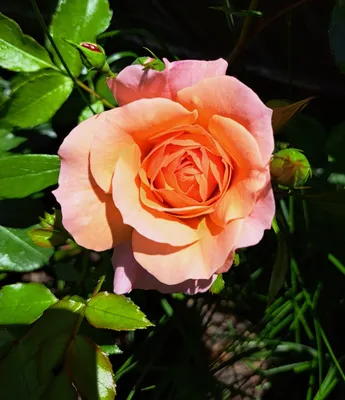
75, 79, 115, 109
226, 0, 314, 68
226, 0, 260, 67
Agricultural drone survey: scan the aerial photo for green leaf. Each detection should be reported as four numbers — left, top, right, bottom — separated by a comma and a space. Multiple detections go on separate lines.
2, 70, 73, 129
95, 74, 117, 106
0, 224, 53, 272
67, 335, 116, 400
0, 297, 85, 399
268, 216, 290, 303
0, 13, 55, 72
85, 292, 154, 331
49, 0, 112, 76
0, 283, 57, 324
330, 2, 345, 73
0, 154, 60, 199
269, 97, 314, 134
282, 114, 326, 165
44, 368, 78, 400
0, 129, 26, 154
78, 100, 104, 123
0, 328, 15, 358
99, 344, 123, 356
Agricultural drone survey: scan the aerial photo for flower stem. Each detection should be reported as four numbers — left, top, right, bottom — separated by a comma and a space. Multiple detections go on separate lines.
75, 79, 115, 109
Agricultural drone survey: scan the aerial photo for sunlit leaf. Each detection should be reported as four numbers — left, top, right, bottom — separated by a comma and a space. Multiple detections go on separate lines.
0, 154, 60, 199
78, 100, 104, 123
1, 70, 73, 129
0, 13, 55, 72
0, 283, 57, 324
0, 224, 53, 272
85, 292, 154, 331
49, 0, 112, 76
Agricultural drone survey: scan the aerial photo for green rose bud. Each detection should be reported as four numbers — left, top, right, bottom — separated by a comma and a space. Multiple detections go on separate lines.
132, 56, 166, 71
64, 39, 110, 72
270, 148, 311, 188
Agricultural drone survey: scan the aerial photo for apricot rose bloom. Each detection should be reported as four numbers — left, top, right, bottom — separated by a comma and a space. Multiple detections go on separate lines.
54, 58, 275, 294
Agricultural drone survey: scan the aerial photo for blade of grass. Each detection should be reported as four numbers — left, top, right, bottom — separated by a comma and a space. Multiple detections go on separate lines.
292, 259, 345, 382
328, 253, 345, 276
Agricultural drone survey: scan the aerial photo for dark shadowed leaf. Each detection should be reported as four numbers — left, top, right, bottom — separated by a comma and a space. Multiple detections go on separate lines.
270, 97, 314, 134
2, 70, 73, 129
0, 224, 53, 272
49, 0, 112, 76
0, 283, 57, 324
0, 13, 55, 72
0, 154, 60, 199
67, 335, 116, 400
329, 2, 345, 73
85, 292, 154, 331
44, 368, 78, 400
0, 297, 86, 399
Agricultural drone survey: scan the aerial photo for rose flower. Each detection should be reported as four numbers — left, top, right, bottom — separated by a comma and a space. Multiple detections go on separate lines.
54, 58, 275, 294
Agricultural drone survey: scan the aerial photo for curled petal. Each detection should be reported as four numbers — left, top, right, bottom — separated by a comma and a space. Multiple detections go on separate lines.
132, 217, 243, 285
112, 241, 216, 294
53, 118, 131, 251
177, 75, 274, 163
112, 145, 200, 246
90, 99, 197, 193
235, 172, 275, 249
107, 58, 228, 106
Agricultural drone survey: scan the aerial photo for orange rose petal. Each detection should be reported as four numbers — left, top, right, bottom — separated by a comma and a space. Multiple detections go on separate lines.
208, 115, 264, 170
132, 217, 243, 285
176, 75, 274, 163
211, 168, 267, 226
112, 144, 200, 246
235, 171, 275, 248
54, 118, 132, 251
90, 99, 198, 193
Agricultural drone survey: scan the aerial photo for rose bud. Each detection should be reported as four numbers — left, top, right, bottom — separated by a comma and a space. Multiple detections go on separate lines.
64, 39, 109, 72
270, 148, 311, 188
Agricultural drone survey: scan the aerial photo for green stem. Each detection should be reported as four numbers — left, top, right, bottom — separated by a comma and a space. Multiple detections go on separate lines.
75, 79, 115, 109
